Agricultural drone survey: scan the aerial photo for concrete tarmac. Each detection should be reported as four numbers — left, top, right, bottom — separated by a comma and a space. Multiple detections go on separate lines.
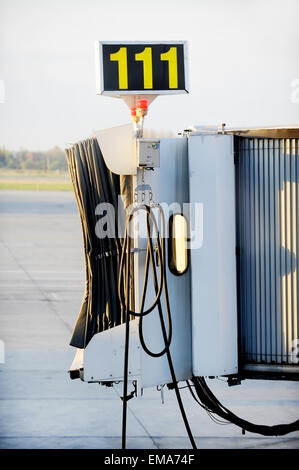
0, 190, 298, 449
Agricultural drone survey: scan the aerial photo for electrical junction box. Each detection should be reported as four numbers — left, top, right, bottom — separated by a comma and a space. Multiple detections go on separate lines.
137, 139, 160, 168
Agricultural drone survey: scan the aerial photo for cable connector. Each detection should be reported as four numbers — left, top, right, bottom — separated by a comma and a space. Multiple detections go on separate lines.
120, 390, 135, 402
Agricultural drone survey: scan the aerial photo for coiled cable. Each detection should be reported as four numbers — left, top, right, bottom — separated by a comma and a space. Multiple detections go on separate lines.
118, 203, 196, 450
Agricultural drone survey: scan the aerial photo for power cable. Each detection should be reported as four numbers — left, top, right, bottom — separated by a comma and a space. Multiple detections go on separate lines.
190, 376, 299, 436
118, 204, 196, 450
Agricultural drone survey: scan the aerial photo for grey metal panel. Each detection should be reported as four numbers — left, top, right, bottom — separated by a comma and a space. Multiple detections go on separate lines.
236, 137, 299, 368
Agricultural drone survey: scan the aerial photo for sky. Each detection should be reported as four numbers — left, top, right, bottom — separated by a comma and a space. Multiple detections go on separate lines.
0, 0, 298, 150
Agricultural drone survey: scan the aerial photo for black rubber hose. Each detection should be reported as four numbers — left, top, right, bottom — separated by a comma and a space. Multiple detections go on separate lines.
138, 206, 172, 357
118, 204, 196, 450
144, 219, 196, 449
191, 376, 299, 436
119, 206, 164, 318
121, 224, 131, 450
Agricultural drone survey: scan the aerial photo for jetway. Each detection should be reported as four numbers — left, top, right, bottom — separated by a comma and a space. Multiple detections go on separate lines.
68, 127, 299, 386
69, 131, 240, 386
66, 39, 299, 449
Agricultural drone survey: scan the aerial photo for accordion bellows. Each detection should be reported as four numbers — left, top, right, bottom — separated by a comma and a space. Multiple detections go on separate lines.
65, 138, 125, 348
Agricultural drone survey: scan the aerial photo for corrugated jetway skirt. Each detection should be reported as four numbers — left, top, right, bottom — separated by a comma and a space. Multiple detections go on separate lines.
236, 137, 299, 378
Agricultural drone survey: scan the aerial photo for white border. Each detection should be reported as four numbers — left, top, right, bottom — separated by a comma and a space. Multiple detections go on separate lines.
95, 40, 189, 96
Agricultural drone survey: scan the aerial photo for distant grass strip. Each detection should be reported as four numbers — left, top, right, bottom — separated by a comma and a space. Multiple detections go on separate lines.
0, 170, 70, 178
0, 181, 72, 191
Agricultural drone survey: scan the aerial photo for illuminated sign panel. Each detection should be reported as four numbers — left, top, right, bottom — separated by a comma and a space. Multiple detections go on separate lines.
95, 41, 188, 95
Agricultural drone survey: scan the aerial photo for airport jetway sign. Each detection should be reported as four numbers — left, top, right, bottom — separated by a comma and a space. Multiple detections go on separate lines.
95, 41, 188, 96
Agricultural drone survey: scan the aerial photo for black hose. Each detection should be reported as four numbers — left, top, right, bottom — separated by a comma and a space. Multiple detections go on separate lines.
138, 205, 172, 357
119, 206, 164, 318
190, 376, 299, 436
121, 224, 131, 450
118, 204, 196, 450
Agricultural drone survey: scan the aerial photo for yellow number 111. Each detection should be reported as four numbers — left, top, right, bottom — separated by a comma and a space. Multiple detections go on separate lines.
160, 47, 178, 89
110, 46, 178, 90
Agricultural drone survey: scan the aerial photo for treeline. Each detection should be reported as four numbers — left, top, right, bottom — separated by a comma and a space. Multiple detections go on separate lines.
0, 146, 68, 171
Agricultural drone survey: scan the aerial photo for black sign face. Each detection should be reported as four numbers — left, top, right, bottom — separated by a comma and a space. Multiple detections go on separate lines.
96, 42, 188, 95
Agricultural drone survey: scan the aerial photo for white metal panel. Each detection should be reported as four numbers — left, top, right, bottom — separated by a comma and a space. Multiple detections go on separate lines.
69, 348, 84, 372
81, 138, 192, 387
94, 124, 137, 175
188, 134, 238, 377
83, 320, 141, 383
